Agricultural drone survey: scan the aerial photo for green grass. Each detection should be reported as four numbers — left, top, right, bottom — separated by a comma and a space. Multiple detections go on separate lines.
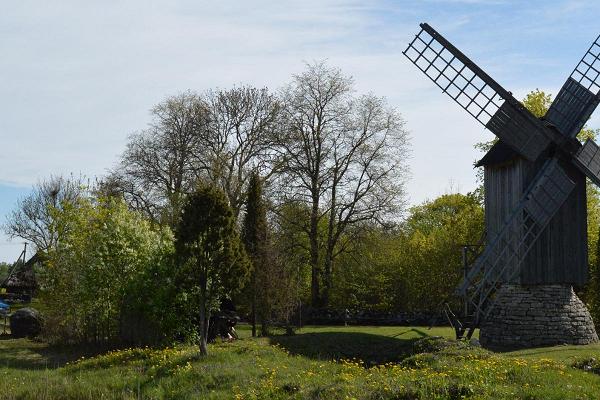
0, 325, 600, 399
507, 343, 600, 362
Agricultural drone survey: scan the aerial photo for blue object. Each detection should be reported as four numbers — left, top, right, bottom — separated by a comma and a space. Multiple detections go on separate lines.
0, 301, 9, 310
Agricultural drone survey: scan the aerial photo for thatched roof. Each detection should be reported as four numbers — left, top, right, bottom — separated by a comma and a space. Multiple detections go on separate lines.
2, 253, 39, 290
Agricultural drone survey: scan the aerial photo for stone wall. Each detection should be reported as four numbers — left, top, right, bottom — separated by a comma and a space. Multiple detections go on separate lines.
480, 284, 598, 350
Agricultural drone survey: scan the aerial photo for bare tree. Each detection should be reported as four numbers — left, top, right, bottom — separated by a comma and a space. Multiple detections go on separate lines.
4, 175, 86, 253
276, 62, 410, 307
110, 92, 209, 226
113, 87, 281, 225
202, 86, 281, 219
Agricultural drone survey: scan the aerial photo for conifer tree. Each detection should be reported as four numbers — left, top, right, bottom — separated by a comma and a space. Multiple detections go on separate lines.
242, 172, 269, 336
175, 183, 249, 355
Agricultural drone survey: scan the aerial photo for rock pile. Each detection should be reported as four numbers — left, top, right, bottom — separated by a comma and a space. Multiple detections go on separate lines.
480, 284, 598, 350
10, 307, 42, 338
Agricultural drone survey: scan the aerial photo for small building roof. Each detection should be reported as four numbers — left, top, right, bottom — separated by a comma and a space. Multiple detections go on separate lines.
475, 140, 520, 167
2, 253, 39, 290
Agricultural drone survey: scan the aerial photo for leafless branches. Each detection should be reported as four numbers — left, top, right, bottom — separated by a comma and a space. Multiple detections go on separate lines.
111, 88, 281, 226
4, 175, 86, 252
203, 87, 281, 219
274, 62, 410, 306
109, 92, 208, 226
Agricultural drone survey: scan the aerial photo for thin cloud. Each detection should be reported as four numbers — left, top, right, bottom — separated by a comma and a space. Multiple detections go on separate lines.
0, 0, 599, 262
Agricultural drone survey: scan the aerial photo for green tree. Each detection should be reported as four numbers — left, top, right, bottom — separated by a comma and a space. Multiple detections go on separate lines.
592, 229, 600, 323
270, 201, 312, 321
401, 193, 484, 311
522, 89, 553, 118
242, 172, 268, 336
175, 183, 249, 355
43, 196, 169, 344
0, 262, 10, 283
241, 173, 299, 335
330, 193, 484, 313
119, 238, 179, 345
330, 227, 405, 312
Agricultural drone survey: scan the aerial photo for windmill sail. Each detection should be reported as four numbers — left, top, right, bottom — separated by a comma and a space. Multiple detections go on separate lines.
545, 36, 600, 138
403, 23, 550, 161
573, 139, 600, 187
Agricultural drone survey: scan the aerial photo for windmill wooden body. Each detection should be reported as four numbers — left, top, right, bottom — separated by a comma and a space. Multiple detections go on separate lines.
477, 142, 588, 286
404, 23, 600, 348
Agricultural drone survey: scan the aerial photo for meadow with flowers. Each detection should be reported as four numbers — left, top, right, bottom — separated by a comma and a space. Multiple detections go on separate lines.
1, 325, 600, 399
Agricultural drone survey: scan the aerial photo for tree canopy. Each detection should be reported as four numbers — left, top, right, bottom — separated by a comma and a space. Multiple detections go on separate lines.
43, 196, 171, 343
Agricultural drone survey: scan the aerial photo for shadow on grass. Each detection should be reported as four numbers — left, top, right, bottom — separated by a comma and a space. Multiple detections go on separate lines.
269, 331, 428, 365
391, 328, 430, 339
0, 338, 117, 370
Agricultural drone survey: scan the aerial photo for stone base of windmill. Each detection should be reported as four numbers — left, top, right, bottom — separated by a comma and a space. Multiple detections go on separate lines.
479, 284, 598, 350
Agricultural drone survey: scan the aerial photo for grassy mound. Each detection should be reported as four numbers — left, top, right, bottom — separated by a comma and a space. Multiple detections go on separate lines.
1, 326, 600, 399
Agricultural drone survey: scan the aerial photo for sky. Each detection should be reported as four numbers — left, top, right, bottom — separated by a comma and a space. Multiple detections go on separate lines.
1, 0, 599, 262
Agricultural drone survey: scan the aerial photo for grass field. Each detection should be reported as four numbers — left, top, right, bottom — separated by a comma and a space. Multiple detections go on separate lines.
1, 325, 600, 399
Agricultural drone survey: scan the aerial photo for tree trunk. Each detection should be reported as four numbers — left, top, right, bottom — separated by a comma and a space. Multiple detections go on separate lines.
261, 320, 269, 337
309, 194, 321, 307
199, 297, 209, 356
323, 227, 341, 308
322, 184, 337, 309
251, 288, 257, 337
322, 253, 333, 308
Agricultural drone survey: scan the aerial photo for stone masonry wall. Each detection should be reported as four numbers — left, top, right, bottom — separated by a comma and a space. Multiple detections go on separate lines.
480, 284, 598, 350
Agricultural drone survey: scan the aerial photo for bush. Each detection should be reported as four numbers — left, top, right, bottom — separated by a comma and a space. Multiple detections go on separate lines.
412, 336, 455, 354
42, 197, 173, 344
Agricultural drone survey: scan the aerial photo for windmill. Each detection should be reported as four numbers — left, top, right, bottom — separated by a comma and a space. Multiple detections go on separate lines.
404, 23, 600, 349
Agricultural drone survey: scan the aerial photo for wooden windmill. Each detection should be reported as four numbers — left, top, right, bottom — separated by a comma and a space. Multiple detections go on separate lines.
404, 23, 600, 348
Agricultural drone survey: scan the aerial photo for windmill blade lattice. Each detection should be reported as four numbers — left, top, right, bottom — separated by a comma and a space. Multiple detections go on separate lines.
545, 36, 600, 138
574, 139, 600, 187
404, 23, 550, 161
